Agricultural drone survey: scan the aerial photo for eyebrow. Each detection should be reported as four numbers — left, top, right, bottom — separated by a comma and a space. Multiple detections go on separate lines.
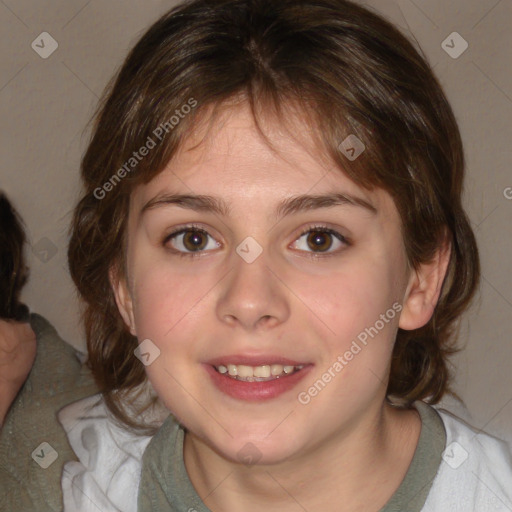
141, 192, 377, 218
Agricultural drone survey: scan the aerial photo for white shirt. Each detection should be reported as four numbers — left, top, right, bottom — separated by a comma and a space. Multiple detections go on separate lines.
423, 408, 512, 511
58, 395, 512, 512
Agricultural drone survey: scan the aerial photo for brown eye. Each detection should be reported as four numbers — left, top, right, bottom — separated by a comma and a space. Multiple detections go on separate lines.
165, 227, 219, 255
292, 226, 349, 255
182, 230, 208, 251
306, 230, 333, 252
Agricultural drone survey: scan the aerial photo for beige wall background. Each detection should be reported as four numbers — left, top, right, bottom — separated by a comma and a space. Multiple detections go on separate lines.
1, 0, 511, 446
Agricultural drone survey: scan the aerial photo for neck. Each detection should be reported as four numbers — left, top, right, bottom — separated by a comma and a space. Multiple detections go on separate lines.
183, 399, 421, 512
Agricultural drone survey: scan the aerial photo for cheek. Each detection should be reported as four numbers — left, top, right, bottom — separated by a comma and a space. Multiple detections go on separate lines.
303, 262, 398, 346
297, 263, 402, 410
130, 258, 215, 344
128, 262, 216, 411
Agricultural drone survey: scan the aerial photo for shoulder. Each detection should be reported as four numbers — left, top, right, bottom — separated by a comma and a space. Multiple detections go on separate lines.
16, 312, 98, 402
28, 312, 87, 376
422, 407, 512, 511
0, 313, 99, 512
29, 312, 62, 341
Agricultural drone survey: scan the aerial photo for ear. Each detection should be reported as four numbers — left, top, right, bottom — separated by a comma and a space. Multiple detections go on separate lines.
399, 232, 451, 331
109, 264, 137, 336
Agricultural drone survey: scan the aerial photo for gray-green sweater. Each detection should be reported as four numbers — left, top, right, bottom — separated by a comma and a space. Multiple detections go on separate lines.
0, 313, 99, 512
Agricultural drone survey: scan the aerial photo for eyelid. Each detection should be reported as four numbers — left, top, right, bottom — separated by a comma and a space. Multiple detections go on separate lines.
162, 223, 210, 243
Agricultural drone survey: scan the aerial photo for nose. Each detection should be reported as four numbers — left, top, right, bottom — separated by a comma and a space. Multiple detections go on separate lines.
215, 248, 290, 331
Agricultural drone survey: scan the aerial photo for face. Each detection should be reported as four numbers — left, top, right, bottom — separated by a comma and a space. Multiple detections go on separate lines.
113, 103, 434, 465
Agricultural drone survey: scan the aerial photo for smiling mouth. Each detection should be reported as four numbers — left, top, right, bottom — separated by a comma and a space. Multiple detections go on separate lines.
214, 364, 305, 382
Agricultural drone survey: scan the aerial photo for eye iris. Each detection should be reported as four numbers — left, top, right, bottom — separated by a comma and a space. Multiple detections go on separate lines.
183, 230, 207, 251
307, 230, 332, 252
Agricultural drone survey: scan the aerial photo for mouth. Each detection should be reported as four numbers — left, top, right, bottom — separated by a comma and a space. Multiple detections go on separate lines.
205, 358, 312, 401
214, 363, 304, 382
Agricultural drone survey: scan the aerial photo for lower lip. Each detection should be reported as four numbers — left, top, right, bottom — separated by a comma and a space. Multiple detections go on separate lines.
204, 364, 313, 401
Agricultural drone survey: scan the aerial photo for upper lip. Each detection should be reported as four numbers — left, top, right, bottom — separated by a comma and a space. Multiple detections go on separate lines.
206, 355, 310, 367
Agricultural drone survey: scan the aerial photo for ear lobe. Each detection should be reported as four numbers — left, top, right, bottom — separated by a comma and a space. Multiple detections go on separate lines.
399, 235, 451, 331
109, 265, 137, 336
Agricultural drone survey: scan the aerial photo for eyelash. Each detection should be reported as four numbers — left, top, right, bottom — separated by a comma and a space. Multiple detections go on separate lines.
162, 223, 350, 259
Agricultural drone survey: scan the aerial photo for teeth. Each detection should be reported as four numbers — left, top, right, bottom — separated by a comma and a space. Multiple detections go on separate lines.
215, 363, 304, 381
237, 365, 253, 378
253, 365, 270, 378
270, 364, 283, 376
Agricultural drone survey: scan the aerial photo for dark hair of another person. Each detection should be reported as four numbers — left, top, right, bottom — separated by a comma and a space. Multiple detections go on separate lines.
0, 193, 29, 321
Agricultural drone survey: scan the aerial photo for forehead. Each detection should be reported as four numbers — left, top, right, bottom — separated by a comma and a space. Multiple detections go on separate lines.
130, 102, 398, 222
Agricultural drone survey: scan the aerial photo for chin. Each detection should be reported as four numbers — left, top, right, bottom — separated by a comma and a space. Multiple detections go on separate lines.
203, 429, 305, 467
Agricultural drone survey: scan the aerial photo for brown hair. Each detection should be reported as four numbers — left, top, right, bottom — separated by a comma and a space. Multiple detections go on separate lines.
68, 0, 479, 433
0, 192, 29, 321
